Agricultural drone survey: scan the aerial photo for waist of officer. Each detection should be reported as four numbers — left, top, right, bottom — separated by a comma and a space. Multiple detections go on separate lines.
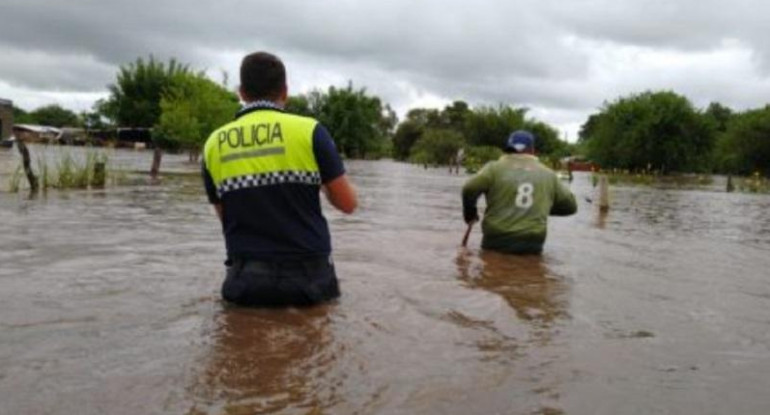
227, 254, 331, 270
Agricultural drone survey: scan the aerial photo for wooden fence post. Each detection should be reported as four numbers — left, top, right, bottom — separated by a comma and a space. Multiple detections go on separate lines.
16, 139, 39, 192
599, 175, 610, 212
150, 147, 162, 177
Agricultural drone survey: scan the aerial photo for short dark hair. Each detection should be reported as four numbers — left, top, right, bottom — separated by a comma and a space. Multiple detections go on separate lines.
240, 52, 286, 101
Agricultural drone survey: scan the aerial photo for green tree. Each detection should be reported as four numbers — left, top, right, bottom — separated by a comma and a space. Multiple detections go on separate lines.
392, 108, 442, 160
583, 91, 715, 173
27, 104, 80, 127
393, 101, 469, 160
463, 105, 528, 148
379, 104, 398, 143
720, 106, 770, 175
704, 102, 733, 133
102, 56, 193, 127
439, 101, 471, 131
524, 120, 568, 158
307, 82, 391, 159
409, 129, 464, 165
156, 72, 239, 160
285, 95, 312, 117
578, 113, 600, 143
393, 118, 425, 160
78, 110, 107, 130
394, 103, 566, 163
12, 106, 34, 124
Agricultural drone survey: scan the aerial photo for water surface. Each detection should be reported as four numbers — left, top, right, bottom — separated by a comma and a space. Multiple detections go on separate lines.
1, 146, 770, 414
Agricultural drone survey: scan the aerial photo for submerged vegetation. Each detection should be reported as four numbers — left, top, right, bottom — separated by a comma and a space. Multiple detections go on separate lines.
734, 172, 770, 193
593, 171, 712, 187
589, 170, 770, 194
8, 148, 121, 193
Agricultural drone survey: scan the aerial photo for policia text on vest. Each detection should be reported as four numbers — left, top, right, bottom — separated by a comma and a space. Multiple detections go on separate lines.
217, 122, 284, 153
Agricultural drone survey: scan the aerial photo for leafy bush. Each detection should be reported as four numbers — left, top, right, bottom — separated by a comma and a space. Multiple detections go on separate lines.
408, 129, 464, 166
462, 146, 502, 173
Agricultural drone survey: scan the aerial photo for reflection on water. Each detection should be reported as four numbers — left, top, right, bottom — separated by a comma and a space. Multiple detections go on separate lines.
456, 250, 568, 330
190, 305, 337, 414
595, 210, 608, 229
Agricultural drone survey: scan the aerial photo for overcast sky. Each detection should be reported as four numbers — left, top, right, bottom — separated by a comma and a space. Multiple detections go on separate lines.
1, 0, 769, 140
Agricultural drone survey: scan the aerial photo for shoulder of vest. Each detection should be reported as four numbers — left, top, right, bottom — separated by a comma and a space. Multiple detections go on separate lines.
276, 112, 319, 128
239, 111, 319, 132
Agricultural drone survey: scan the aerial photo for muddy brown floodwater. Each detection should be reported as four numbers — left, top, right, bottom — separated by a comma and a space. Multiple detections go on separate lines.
1, 146, 770, 414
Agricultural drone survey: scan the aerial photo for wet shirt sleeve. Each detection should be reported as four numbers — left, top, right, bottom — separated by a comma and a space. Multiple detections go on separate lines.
461, 162, 494, 222
312, 124, 346, 184
201, 161, 221, 204
550, 175, 577, 216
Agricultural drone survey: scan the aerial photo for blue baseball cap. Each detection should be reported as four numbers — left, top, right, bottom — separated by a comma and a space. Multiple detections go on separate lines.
505, 130, 535, 153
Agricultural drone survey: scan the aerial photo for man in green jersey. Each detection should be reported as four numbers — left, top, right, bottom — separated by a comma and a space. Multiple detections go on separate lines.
462, 130, 577, 254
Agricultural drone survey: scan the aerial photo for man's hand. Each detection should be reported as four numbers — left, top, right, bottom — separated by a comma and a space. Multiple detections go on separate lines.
213, 204, 223, 222
463, 208, 479, 225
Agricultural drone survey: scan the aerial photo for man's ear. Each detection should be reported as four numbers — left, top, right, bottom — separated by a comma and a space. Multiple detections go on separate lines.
237, 86, 248, 103
278, 83, 288, 103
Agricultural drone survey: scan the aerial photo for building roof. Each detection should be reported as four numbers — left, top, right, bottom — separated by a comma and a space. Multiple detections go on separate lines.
13, 124, 62, 134
0, 98, 13, 107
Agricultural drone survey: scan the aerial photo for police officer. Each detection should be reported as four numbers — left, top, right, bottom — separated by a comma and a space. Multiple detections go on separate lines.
202, 52, 357, 307
461, 130, 576, 254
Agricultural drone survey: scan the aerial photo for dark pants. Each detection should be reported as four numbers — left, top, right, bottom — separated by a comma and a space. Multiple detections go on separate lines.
222, 256, 340, 307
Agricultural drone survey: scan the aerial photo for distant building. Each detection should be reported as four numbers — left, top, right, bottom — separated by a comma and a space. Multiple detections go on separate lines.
116, 128, 153, 147
561, 156, 599, 172
13, 124, 62, 143
0, 98, 12, 140
58, 128, 89, 145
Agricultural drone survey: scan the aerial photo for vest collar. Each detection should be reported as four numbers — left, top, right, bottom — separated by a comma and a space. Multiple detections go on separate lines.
235, 100, 284, 119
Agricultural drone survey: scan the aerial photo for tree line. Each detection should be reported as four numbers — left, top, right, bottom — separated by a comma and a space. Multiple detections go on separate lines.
392, 101, 572, 171
579, 91, 770, 176
11, 56, 770, 177
11, 56, 571, 167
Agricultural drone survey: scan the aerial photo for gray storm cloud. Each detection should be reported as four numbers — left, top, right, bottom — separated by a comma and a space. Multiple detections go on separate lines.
1, 0, 769, 134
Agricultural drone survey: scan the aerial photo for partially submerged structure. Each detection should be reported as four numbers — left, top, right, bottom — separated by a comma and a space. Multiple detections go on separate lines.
0, 98, 12, 141
561, 156, 599, 172
13, 124, 62, 143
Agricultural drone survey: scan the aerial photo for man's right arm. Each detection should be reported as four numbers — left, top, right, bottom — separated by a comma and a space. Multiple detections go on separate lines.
201, 160, 223, 221
461, 163, 493, 224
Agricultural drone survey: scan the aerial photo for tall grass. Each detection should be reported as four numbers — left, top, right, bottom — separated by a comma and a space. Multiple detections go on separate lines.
7, 148, 120, 192
590, 170, 768, 193
736, 172, 770, 193
8, 165, 23, 193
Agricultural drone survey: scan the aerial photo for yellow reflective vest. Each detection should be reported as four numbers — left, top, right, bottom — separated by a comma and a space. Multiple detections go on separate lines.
203, 108, 321, 198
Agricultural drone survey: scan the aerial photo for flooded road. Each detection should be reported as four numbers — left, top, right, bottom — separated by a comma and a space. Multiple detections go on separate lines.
2, 147, 770, 414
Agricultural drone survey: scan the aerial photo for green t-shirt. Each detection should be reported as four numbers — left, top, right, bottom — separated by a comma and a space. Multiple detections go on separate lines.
462, 154, 577, 253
